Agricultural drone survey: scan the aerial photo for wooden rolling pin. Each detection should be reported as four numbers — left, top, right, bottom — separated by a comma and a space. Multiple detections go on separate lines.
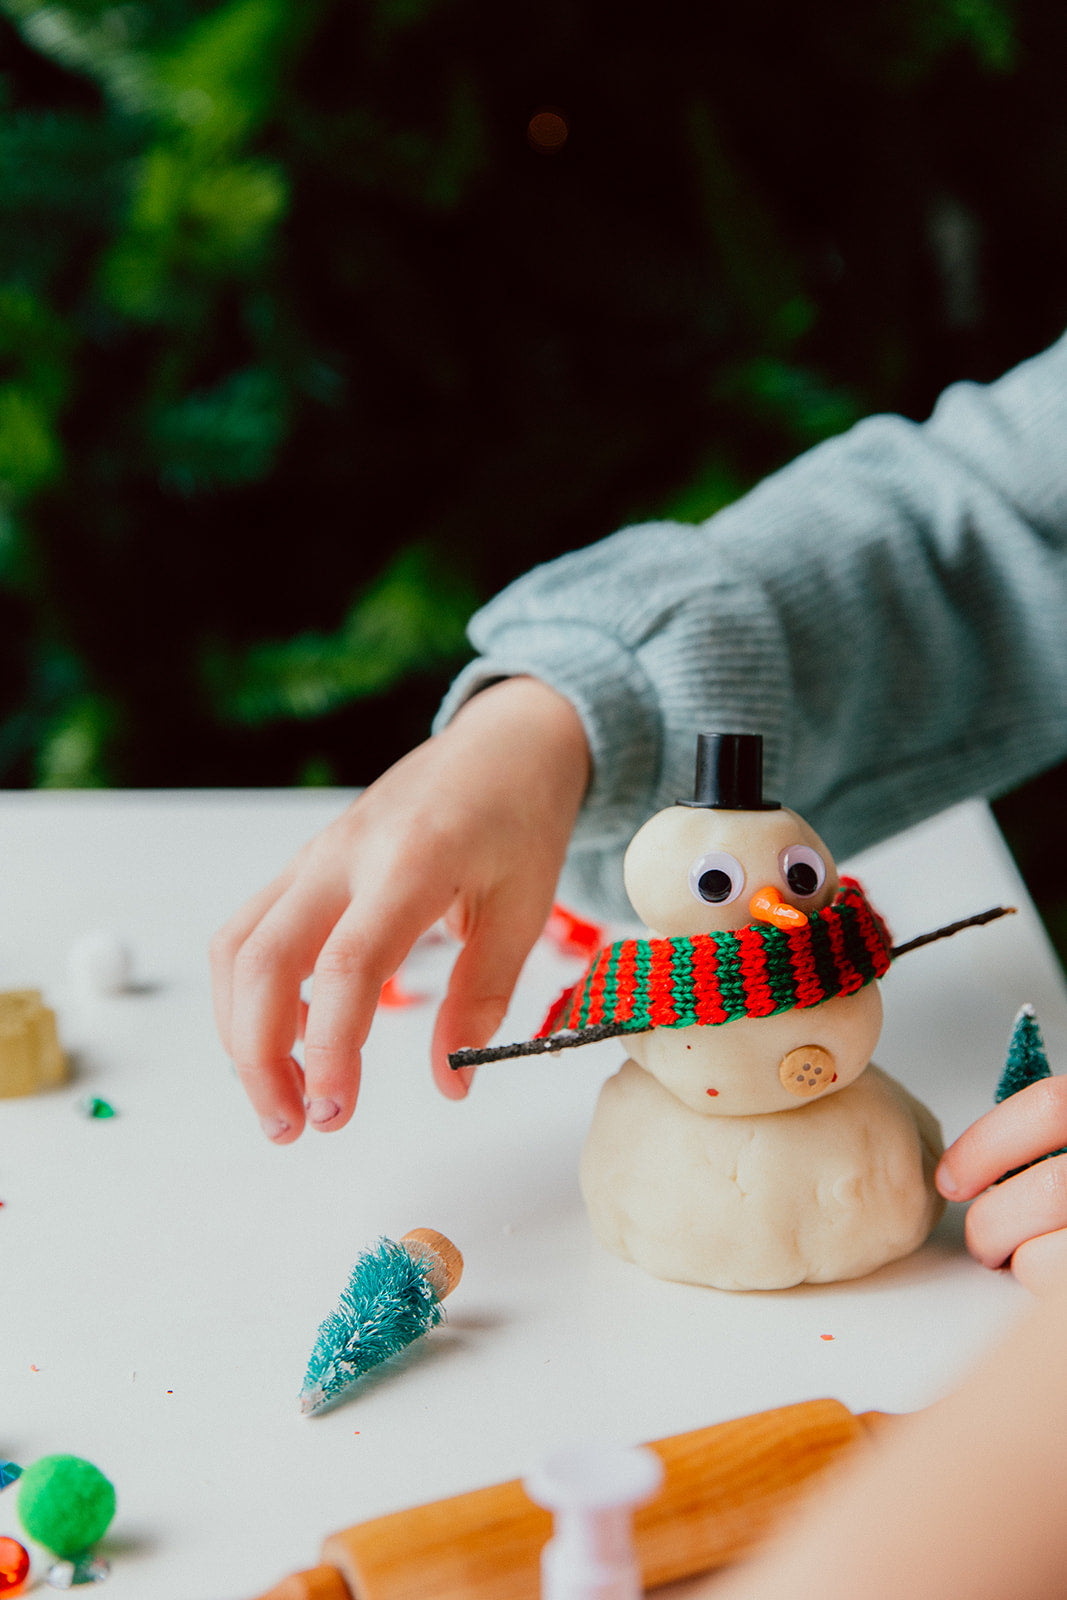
255, 1397, 896, 1600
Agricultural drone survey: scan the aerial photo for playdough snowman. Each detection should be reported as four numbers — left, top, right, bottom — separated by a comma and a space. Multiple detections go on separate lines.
577, 732, 944, 1291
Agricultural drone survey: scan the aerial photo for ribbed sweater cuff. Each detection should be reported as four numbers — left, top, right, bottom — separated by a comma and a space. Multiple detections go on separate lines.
434, 621, 662, 846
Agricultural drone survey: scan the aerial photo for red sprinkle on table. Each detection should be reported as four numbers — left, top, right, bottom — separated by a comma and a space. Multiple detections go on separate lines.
544, 904, 606, 958
706, 1087, 719, 1096
378, 974, 425, 1009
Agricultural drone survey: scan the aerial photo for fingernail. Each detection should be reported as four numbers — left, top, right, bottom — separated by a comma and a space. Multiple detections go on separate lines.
437, 1061, 473, 1099
936, 1158, 959, 1198
306, 1097, 341, 1127
260, 1115, 290, 1141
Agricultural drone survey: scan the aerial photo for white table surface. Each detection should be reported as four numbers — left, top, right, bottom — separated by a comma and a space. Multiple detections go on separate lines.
1, 790, 1065, 1600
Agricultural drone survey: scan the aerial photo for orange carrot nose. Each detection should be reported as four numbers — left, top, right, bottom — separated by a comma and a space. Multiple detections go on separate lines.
749, 885, 809, 930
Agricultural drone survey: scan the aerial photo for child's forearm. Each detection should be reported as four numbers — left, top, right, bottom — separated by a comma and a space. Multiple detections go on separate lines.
695, 1279, 1067, 1600
438, 333, 1067, 913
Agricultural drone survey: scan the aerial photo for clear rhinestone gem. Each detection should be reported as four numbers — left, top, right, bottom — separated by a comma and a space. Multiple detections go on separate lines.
46, 1553, 110, 1588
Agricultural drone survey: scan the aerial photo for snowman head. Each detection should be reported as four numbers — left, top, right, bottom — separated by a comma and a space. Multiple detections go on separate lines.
623, 734, 839, 938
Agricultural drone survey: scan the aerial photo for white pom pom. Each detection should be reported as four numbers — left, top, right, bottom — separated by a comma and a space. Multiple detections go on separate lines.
67, 930, 133, 997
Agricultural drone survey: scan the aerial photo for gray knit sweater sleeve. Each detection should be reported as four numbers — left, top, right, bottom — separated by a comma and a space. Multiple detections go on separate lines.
435, 333, 1067, 919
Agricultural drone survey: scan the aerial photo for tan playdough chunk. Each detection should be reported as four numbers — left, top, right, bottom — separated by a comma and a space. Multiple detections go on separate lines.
0, 990, 67, 1097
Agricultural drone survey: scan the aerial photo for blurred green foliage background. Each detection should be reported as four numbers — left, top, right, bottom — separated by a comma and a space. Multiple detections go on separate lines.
1, 0, 1066, 950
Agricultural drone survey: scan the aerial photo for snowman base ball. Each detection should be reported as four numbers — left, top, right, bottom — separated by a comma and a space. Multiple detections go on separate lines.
579, 732, 945, 1292
582, 1062, 943, 1290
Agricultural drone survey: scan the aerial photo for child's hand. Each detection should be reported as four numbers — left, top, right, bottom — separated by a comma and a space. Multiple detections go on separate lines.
210, 677, 590, 1143
936, 1078, 1067, 1292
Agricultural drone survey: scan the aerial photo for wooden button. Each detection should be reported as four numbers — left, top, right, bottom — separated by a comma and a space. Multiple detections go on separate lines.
779, 1044, 836, 1098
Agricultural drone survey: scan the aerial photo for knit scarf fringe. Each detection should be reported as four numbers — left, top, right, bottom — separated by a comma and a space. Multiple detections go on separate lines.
537, 877, 891, 1040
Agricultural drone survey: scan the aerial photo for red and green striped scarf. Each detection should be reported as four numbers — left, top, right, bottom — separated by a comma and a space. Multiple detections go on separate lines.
537, 877, 891, 1039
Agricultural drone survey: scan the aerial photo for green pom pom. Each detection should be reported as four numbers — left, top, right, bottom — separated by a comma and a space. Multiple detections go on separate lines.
17, 1455, 116, 1557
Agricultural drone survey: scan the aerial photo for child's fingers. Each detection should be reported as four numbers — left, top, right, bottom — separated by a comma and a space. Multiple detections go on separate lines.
209, 867, 296, 1056
1010, 1227, 1067, 1295
936, 1077, 1067, 1201
233, 1055, 307, 1145
430, 891, 550, 1099
301, 884, 452, 1130
962, 1153, 1067, 1269
227, 877, 351, 1142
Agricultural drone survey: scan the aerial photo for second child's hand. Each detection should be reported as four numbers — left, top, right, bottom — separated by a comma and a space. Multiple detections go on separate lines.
937, 1077, 1067, 1292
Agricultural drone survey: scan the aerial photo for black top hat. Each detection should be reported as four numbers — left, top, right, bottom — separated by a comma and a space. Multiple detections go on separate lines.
678, 732, 780, 811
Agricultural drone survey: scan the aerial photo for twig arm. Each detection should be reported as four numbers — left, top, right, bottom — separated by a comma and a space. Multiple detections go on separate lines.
449, 1020, 631, 1070
889, 904, 1016, 959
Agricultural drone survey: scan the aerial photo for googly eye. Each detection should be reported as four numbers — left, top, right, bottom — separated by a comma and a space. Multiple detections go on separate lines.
688, 851, 745, 906
778, 844, 826, 899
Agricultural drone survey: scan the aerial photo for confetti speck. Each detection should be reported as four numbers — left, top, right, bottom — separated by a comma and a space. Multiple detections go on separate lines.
79, 1096, 116, 1120
820, 1334, 834, 1342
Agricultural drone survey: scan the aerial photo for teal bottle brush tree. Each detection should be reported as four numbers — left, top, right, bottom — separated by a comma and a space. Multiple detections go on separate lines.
994, 1004, 1067, 1181
299, 1229, 463, 1416
996, 1004, 1052, 1102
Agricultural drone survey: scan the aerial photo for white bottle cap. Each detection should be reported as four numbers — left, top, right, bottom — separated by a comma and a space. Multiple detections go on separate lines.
524, 1443, 664, 1600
